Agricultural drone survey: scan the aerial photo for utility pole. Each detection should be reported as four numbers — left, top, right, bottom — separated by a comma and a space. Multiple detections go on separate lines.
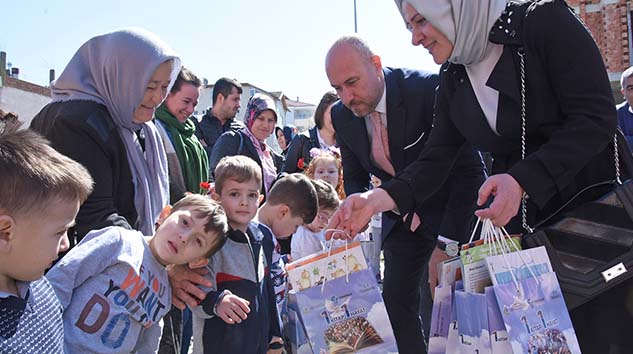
354, 0, 358, 33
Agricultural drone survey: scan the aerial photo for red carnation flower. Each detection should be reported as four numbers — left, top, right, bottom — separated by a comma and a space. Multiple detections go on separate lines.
297, 157, 305, 170
200, 181, 211, 190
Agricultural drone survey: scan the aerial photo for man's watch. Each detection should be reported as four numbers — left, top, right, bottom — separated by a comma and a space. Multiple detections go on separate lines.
437, 235, 459, 257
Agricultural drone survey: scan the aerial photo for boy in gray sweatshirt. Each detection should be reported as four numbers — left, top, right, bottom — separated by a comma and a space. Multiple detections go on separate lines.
47, 195, 228, 353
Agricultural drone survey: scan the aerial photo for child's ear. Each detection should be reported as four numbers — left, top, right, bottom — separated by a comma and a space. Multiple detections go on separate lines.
188, 256, 208, 269
211, 192, 221, 202
156, 205, 172, 227
278, 204, 290, 218
0, 215, 15, 253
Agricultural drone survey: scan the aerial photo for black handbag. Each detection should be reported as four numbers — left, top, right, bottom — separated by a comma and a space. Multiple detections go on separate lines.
514, 49, 633, 309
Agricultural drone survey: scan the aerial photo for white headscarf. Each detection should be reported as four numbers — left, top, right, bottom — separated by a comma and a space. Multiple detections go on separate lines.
394, 0, 508, 66
52, 28, 181, 235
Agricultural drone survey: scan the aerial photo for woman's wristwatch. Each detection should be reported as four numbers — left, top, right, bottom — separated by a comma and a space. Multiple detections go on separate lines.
436, 235, 459, 257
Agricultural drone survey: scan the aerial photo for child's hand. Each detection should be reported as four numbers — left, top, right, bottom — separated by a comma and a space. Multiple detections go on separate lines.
216, 292, 250, 324
267, 336, 284, 354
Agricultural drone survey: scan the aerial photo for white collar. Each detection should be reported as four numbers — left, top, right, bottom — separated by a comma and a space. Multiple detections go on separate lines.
375, 83, 387, 115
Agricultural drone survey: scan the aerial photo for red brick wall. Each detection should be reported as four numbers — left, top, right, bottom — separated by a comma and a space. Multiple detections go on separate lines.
567, 0, 632, 100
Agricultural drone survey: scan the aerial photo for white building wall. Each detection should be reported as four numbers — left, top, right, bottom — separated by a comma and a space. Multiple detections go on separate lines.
0, 86, 51, 127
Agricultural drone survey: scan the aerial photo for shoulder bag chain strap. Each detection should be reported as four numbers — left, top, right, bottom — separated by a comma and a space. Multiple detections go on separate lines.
518, 49, 621, 233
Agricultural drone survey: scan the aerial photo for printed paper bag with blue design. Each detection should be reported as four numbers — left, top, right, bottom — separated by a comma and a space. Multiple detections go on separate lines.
427, 285, 453, 354
454, 290, 492, 354
294, 269, 398, 354
492, 272, 581, 354
285, 292, 314, 354
485, 287, 512, 354
445, 280, 462, 353
461, 218, 523, 293
483, 222, 581, 354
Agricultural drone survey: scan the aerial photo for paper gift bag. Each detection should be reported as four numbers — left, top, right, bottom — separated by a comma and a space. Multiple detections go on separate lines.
485, 287, 512, 354
294, 269, 398, 354
461, 219, 522, 293
454, 290, 492, 354
492, 272, 581, 354
485, 246, 553, 287
427, 285, 453, 354
445, 281, 463, 353
287, 241, 368, 291
285, 292, 314, 354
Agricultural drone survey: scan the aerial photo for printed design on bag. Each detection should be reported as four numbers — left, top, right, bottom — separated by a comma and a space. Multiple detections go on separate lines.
324, 316, 383, 353
74, 265, 168, 349
526, 328, 572, 354
316, 294, 382, 353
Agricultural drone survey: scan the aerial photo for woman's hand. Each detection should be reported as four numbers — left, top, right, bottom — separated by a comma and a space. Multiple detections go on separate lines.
475, 174, 524, 226
326, 188, 396, 239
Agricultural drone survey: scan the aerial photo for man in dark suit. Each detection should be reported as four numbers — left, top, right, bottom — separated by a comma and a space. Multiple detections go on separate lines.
325, 36, 485, 353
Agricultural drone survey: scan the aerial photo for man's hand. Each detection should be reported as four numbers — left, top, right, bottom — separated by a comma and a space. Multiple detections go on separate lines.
428, 247, 450, 299
167, 263, 212, 310
215, 292, 250, 324
475, 174, 524, 227
326, 189, 396, 240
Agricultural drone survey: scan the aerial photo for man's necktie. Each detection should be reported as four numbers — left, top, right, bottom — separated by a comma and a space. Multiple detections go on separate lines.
369, 111, 421, 232
369, 111, 395, 176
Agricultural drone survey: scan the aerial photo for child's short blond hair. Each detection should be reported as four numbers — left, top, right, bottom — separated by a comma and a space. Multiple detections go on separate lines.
171, 194, 229, 257
214, 155, 263, 195
0, 121, 94, 217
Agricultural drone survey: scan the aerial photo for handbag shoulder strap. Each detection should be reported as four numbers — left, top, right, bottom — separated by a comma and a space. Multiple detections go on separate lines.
518, 60, 625, 233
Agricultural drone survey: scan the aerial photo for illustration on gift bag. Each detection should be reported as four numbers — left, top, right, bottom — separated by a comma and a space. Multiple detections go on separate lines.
287, 241, 368, 291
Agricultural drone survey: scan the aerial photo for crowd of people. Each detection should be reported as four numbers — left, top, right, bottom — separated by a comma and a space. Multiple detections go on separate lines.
1, 1, 633, 354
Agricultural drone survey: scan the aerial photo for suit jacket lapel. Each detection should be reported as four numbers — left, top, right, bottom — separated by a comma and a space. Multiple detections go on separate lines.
384, 68, 406, 172
339, 107, 372, 169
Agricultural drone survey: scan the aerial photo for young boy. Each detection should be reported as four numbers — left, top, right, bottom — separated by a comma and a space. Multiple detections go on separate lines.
46, 194, 228, 353
192, 157, 317, 354
191, 155, 278, 354
0, 122, 94, 353
290, 179, 341, 260
256, 174, 319, 336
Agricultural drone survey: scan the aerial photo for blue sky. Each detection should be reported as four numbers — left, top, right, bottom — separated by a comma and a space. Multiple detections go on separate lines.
1, 0, 439, 105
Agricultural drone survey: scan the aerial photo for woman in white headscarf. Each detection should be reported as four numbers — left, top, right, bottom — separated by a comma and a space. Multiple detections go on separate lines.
329, 1, 632, 351
31, 28, 181, 240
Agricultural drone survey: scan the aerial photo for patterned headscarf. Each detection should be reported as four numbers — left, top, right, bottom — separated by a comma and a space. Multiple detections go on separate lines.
241, 93, 279, 192
394, 0, 508, 66
51, 28, 181, 235
243, 93, 279, 131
